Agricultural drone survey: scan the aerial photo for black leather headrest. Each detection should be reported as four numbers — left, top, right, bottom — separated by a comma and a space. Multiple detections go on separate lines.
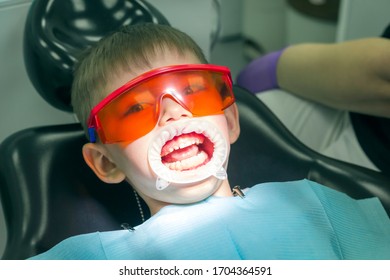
23, 0, 170, 112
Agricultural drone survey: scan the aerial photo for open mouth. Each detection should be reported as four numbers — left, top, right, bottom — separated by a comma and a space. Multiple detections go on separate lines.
148, 119, 228, 190
161, 132, 214, 171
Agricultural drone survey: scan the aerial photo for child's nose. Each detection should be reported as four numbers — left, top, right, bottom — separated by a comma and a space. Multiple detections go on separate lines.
158, 96, 192, 125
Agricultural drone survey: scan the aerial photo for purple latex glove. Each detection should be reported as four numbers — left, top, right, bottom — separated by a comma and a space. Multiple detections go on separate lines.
236, 49, 285, 94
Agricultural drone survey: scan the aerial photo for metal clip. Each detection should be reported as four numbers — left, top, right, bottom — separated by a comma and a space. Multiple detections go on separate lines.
121, 223, 135, 232
232, 185, 245, 198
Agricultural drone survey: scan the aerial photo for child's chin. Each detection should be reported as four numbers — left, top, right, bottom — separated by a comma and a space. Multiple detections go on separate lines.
168, 178, 219, 199
165, 190, 214, 204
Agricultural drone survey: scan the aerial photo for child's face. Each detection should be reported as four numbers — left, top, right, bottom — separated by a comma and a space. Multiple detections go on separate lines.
83, 51, 240, 214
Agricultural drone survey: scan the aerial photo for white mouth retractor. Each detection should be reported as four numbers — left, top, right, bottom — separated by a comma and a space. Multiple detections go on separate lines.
148, 119, 228, 190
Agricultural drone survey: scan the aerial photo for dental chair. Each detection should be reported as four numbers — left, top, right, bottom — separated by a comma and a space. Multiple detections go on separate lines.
1, 0, 389, 260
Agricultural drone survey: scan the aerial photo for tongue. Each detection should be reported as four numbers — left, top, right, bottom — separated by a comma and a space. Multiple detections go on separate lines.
161, 132, 205, 157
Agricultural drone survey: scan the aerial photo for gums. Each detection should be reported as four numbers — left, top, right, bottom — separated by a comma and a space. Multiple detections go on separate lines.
161, 132, 214, 171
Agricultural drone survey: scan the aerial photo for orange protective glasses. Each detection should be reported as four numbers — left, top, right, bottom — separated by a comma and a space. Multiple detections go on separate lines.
87, 64, 235, 144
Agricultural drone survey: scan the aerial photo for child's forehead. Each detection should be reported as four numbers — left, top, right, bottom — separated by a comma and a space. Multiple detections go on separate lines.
147, 49, 202, 69
104, 51, 203, 97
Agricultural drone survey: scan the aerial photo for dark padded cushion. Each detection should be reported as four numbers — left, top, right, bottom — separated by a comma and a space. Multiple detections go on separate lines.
23, 0, 170, 112
229, 87, 390, 208
0, 124, 147, 259
1, 86, 389, 259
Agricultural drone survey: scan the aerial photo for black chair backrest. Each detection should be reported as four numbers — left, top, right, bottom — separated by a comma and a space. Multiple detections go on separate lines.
229, 87, 390, 207
24, 0, 170, 112
1, 86, 389, 259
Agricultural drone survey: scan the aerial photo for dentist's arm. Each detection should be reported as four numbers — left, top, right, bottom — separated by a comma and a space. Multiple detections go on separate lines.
277, 38, 390, 118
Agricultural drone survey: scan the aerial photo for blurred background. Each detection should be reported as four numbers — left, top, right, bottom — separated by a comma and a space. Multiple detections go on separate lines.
0, 0, 389, 258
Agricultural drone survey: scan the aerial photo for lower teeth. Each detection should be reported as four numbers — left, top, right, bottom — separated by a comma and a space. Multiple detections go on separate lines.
164, 150, 209, 171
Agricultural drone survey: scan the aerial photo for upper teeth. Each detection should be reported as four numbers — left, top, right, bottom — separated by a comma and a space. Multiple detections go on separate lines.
164, 136, 202, 156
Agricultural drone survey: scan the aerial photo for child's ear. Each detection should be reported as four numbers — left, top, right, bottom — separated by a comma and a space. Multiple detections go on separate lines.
82, 143, 126, 184
224, 103, 240, 144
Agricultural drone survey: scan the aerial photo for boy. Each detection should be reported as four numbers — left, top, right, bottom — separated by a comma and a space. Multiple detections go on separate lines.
29, 23, 390, 259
